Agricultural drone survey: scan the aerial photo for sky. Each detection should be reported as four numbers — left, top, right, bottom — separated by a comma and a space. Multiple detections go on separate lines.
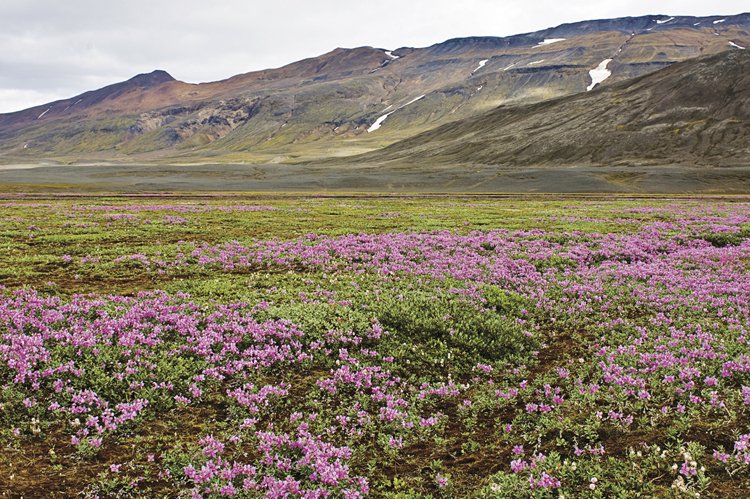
0, 0, 748, 113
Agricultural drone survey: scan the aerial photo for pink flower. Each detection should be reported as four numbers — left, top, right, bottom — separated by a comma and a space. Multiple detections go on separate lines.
388, 436, 403, 449
436, 474, 449, 488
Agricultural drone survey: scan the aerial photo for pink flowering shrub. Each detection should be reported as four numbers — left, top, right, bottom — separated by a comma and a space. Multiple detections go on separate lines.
3, 198, 750, 496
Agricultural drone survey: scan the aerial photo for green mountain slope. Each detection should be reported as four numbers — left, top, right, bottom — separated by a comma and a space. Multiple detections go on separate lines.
342, 50, 750, 168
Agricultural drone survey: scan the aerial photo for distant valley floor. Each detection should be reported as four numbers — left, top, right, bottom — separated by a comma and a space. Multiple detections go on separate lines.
2, 163, 750, 193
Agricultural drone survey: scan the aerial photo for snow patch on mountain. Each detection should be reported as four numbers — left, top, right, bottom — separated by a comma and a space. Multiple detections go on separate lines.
587, 59, 613, 91
472, 59, 488, 74
535, 38, 566, 47
368, 95, 425, 133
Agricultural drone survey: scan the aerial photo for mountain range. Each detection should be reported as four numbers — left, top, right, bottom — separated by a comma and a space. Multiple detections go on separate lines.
0, 13, 748, 180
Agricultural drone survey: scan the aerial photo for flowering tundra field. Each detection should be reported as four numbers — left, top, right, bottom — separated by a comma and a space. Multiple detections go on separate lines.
1, 194, 750, 497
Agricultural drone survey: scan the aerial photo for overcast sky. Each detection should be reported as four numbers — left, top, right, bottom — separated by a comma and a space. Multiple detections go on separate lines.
0, 0, 747, 113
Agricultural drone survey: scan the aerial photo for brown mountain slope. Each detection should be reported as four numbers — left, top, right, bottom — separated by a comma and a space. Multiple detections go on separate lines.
0, 13, 749, 164
342, 49, 750, 168
0, 70, 179, 128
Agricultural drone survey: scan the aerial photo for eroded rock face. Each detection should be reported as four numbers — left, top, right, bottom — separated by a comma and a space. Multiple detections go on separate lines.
129, 99, 263, 143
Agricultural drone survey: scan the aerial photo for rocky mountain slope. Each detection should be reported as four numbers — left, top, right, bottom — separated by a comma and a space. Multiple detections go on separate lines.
346, 49, 750, 168
0, 13, 748, 164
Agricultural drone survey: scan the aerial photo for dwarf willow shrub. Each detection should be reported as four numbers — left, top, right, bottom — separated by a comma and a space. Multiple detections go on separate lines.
700, 228, 750, 247
375, 290, 534, 365
482, 285, 528, 315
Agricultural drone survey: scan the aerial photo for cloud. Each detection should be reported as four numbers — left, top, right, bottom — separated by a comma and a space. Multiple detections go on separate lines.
0, 0, 748, 112
0, 88, 69, 112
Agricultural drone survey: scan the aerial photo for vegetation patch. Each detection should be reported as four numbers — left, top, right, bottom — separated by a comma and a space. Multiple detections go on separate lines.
1, 195, 750, 496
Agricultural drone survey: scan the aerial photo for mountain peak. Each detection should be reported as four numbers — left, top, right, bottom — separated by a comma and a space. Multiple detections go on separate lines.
127, 70, 175, 87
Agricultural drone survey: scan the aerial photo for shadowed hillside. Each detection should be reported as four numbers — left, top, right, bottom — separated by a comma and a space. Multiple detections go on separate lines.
344, 50, 750, 168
